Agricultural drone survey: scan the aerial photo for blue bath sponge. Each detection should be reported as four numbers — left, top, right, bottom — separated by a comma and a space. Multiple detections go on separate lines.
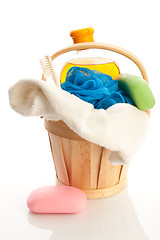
61, 67, 134, 110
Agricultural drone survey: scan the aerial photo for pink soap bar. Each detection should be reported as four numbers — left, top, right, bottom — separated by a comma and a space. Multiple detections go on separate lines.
27, 186, 87, 214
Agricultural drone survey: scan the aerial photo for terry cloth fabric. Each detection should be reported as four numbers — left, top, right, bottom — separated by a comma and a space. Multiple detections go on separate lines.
9, 79, 149, 165
61, 67, 134, 110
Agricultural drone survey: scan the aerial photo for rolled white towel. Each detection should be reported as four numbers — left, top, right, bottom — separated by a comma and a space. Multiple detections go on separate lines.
9, 79, 149, 164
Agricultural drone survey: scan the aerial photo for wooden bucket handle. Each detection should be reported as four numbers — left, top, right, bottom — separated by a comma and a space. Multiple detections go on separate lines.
42, 42, 149, 115
50, 42, 148, 83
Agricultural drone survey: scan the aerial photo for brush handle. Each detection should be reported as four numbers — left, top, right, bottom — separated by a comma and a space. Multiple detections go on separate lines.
51, 42, 148, 83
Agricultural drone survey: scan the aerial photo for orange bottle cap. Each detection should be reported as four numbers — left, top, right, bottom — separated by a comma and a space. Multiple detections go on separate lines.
70, 27, 94, 44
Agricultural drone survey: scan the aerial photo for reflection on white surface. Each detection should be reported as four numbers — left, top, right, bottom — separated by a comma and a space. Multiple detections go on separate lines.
2, 109, 159, 240
28, 189, 149, 240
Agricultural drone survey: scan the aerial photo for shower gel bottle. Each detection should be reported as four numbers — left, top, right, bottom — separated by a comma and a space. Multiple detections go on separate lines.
60, 27, 120, 84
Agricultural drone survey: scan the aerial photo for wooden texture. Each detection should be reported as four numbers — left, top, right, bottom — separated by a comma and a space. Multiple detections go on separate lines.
97, 148, 122, 189
90, 143, 103, 189
84, 177, 127, 199
60, 138, 71, 184
60, 139, 103, 189
119, 165, 129, 182
47, 119, 128, 199
48, 133, 69, 185
45, 119, 85, 141
70, 141, 91, 189
56, 177, 127, 199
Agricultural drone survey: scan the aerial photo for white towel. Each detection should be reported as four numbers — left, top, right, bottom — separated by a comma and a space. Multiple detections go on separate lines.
9, 79, 149, 165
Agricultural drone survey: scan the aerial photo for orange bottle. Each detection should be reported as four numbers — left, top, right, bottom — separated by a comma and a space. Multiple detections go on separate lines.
60, 27, 120, 84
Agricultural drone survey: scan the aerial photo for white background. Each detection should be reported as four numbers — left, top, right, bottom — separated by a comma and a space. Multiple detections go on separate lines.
1, 0, 160, 239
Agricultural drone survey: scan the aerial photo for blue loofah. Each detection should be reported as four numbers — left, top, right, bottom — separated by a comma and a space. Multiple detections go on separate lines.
61, 67, 134, 110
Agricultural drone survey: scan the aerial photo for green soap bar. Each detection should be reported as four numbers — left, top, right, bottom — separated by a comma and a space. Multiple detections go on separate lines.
115, 74, 155, 110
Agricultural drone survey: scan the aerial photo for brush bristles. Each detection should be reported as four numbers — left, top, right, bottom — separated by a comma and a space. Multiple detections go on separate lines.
40, 56, 60, 87
40, 56, 54, 78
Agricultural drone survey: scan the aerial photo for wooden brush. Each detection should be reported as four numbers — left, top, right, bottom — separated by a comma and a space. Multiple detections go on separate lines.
40, 55, 60, 87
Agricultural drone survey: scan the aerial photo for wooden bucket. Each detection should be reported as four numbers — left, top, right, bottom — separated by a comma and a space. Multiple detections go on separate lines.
44, 119, 128, 199
43, 42, 149, 199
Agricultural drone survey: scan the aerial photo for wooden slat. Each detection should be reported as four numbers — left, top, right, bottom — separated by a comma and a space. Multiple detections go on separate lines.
119, 165, 129, 182
58, 139, 103, 189
45, 120, 86, 141
49, 133, 69, 185
70, 141, 91, 189
60, 138, 71, 184
48, 133, 58, 178
90, 143, 103, 189
97, 148, 122, 189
